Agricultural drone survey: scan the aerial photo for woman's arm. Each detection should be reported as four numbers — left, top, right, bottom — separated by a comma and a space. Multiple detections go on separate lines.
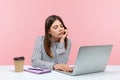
31, 36, 55, 70
56, 39, 71, 63
53, 39, 72, 71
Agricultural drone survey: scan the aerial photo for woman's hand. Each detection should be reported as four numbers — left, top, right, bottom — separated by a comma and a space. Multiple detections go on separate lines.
53, 64, 72, 72
60, 29, 68, 42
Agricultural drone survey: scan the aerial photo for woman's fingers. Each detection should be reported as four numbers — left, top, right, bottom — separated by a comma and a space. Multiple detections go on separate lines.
54, 64, 73, 72
62, 65, 72, 72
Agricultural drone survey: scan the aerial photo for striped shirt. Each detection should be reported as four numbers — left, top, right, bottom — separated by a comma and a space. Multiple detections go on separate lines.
31, 36, 71, 70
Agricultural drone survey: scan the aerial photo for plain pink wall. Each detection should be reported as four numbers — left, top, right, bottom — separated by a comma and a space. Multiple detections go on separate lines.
0, 0, 120, 65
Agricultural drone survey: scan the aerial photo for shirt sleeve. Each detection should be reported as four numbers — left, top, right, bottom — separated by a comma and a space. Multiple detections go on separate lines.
56, 39, 71, 64
31, 36, 55, 70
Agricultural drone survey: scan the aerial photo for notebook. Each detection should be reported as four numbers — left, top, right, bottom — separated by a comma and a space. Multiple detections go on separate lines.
55, 45, 113, 76
24, 67, 51, 74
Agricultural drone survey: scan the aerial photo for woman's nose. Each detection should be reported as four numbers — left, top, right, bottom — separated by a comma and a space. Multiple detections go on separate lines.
59, 29, 63, 32
59, 27, 64, 31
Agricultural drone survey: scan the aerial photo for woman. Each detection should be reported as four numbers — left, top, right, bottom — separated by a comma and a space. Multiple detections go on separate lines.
31, 15, 72, 72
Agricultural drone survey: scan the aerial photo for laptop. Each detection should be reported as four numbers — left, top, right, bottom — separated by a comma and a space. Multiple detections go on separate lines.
55, 45, 113, 76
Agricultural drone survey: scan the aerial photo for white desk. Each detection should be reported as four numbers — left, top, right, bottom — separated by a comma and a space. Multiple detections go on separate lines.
1, 65, 120, 80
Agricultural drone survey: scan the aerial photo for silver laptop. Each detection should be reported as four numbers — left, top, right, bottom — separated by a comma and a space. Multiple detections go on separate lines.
55, 45, 113, 76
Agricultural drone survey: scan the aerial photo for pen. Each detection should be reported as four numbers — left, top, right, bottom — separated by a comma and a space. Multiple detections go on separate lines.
28, 68, 43, 71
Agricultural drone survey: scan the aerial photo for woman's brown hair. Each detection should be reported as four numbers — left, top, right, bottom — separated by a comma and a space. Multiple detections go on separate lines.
44, 15, 68, 57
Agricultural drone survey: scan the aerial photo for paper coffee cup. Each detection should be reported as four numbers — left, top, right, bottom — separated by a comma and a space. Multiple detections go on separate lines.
13, 56, 25, 72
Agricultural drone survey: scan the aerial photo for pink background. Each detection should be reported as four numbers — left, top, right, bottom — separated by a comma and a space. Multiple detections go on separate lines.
0, 0, 120, 65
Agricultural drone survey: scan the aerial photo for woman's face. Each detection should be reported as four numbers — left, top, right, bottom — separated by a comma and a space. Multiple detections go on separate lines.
48, 20, 65, 40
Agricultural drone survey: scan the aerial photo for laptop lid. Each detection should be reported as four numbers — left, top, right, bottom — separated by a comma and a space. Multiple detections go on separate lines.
55, 45, 113, 76
72, 45, 113, 75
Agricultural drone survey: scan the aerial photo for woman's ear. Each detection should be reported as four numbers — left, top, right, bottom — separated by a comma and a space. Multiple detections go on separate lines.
48, 29, 51, 34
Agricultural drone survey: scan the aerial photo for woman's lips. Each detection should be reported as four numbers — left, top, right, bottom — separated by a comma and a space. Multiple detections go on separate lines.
58, 32, 64, 35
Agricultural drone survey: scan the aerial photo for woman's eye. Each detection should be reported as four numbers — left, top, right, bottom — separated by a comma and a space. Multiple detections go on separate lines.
53, 26, 58, 29
60, 24, 64, 28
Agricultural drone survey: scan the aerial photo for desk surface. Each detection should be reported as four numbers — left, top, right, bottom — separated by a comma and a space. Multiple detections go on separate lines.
1, 65, 120, 80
